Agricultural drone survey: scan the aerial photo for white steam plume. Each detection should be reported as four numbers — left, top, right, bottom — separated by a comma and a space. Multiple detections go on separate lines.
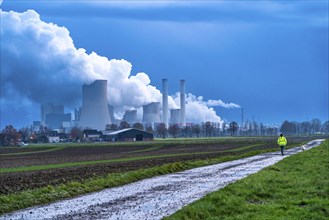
1, 9, 238, 126
206, 99, 241, 109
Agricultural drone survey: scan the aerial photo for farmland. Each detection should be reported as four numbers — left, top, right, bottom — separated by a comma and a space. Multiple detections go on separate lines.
0, 136, 326, 215
0, 136, 317, 195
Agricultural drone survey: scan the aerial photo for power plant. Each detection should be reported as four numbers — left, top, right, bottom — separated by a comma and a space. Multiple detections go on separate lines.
170, 109, 181, 123
75, 79, 187, 130
123, 110, 137, 123
142, 102, 161, 123
79, 80, 111, 130
41, 103, 64, 125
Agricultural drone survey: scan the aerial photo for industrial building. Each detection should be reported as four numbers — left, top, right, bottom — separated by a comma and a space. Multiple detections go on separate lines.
41, 103, 64, 125
45, 113, 71, 129
123, 110, 138, 123
170, 109, 181, 123
142, 102, 161, 123
79, 80, 112, 130
102, 128, 153, 142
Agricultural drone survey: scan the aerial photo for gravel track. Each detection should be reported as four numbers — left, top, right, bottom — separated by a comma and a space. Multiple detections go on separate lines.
1, 139, 324, 220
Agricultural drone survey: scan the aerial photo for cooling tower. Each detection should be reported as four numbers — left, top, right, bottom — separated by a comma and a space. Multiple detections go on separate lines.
170, 109, 181, 123
123, 110, 137, 123
180, 80, 186, 126
162, 79, 169, 128
79, 80, 111, 130
142, 102, 161, 123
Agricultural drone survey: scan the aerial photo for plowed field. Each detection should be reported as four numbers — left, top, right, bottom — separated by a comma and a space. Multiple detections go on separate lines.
0, 137, 317, 194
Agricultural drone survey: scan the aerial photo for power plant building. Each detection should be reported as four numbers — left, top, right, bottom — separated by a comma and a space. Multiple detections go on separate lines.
142, 102, 161, 123
123, 110, 137, 123
170, 109, 181, 124
79, 80, 111, 130
41, 103, 64, 125
45, 113, 71, 129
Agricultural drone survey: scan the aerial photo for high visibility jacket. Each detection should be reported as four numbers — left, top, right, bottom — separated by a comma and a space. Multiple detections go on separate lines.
277, 136, 287, 146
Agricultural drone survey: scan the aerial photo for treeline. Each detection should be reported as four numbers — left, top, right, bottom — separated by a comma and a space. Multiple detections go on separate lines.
279, 119, 328, 136
1, 118, 328, 146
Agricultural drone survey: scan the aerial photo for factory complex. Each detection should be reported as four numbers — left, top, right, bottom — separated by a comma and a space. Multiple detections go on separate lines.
37, 79, 188, 137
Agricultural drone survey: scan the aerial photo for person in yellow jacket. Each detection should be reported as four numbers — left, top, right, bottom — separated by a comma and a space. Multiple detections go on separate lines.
277, 133, 287, 156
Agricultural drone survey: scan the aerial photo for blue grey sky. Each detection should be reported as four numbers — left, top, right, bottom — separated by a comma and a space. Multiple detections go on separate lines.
1, 0, 328, 129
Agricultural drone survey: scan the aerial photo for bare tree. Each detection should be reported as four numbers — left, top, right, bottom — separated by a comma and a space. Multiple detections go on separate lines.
168, 124, 180, 138
119, 121, 130, 129
321, 121, 329, 134
70, 127, 83, 142
205, 121, 213, 137
191, 124, 201, 137
132, 122, 144, 131
145, 125, 154, 134
156, 123, 167, 138
311, 118, 321, 134
2, 125, 20, 146
229, 121, 238, 136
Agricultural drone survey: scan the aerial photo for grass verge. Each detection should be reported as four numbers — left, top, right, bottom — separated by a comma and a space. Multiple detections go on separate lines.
165, 139, 329, 220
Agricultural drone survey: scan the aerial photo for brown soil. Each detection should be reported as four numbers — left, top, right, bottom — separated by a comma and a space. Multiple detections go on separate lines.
0, 137, 318, 194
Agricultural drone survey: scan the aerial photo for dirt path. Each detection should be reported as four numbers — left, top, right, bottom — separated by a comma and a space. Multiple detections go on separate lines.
1, 139, 324, 220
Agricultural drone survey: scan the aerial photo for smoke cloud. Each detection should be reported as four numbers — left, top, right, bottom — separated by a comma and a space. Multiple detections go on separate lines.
1, 9, 239, 125
206, 99, 241, 109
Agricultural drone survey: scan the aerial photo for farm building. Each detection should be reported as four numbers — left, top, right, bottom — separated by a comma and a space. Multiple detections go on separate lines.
102, 128, 153, 142
83, 129, 102, 142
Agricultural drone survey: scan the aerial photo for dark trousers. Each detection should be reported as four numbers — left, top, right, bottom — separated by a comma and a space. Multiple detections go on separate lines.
280, 146, 285, 155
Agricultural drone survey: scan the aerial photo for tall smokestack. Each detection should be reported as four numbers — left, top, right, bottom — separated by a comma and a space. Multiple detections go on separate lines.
162, 79, 169, 128
180, 79, 186, 126
79, 80, 111, 130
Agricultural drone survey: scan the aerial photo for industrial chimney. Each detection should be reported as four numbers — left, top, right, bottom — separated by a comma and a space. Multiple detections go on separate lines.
162, 79, 169, 128
180, 79, 186, 126
79, 80, 111, 130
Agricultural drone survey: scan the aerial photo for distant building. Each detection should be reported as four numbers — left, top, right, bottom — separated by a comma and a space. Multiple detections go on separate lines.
79, 80, 111, 130
41, 103, 64, 125
142, 102, 161, 123
170, 109, 181, 123
123, 110, 137, 123
102, 128, 153, 142
83, 129, 102, 142
45, 113, 71, 130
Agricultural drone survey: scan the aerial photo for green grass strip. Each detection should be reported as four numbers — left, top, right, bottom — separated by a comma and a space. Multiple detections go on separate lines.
126, 144, 165, 153
166, 139, 329, 220
0, 143, 269, 173
1, 146, 67, 156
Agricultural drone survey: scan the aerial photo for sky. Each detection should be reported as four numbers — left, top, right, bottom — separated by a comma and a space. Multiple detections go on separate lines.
1, 0, 328, 129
